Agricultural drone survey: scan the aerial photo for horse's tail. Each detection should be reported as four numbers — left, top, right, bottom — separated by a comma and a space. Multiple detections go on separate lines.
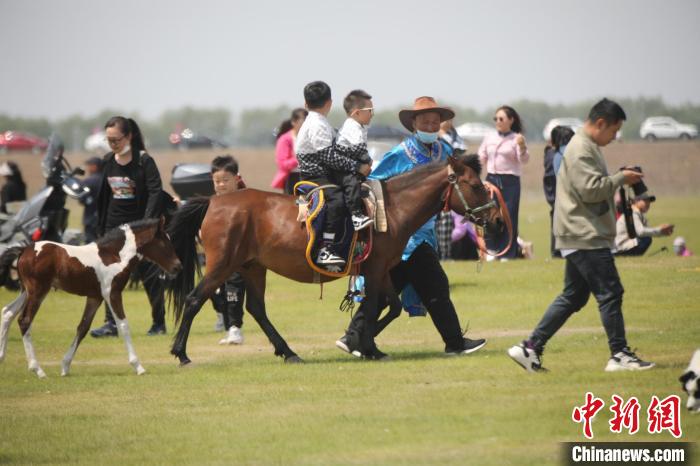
0, 243, 27, 291
166, 197, 210, 323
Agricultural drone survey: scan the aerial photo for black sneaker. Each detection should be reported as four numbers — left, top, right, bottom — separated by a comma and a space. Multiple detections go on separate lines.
335, 330, 362, 358
507, 340, 546, 372
605, 347, 655, 372
445, 337, 487, 355
146, 323, 166, 336
90, 322, 118, 338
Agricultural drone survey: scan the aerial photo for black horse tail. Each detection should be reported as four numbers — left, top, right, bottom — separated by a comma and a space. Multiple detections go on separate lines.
166, 197, 210, 323
0, 243, 27, 291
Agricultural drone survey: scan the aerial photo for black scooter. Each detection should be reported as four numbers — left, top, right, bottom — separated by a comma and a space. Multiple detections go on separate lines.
0, 134, 90, 288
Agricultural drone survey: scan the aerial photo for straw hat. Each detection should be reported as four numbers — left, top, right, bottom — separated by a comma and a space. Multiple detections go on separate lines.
398, 96, 455, 132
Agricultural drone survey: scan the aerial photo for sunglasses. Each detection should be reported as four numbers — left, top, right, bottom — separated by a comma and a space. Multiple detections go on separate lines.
357, 107, 374, 115
106, 135, 126, 145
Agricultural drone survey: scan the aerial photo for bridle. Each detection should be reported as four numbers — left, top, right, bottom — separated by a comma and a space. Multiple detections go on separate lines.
442, 164, 496, 226
442, 163, 514, 259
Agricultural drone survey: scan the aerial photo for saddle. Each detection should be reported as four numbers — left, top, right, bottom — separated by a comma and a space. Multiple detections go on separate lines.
294, 181, 385, 278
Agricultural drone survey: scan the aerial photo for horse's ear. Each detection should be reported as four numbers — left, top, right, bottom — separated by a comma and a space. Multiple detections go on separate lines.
447, 154, 465, 175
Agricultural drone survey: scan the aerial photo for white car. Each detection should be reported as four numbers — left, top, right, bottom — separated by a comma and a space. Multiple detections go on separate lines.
542, 118, 584, 142
84, 131, 110, 154
640, 116, 698, 141
456, 122, 493, 143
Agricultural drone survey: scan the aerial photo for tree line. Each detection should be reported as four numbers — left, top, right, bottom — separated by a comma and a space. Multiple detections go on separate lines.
2, 97, 699, 150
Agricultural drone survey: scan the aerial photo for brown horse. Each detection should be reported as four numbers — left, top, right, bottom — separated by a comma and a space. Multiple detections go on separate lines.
0, 218, 181, 378
167, 154, 502, 365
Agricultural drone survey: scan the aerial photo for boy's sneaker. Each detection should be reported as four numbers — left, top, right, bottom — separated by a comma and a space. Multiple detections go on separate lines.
335, 331, 362, 358
146, 323, 166, 336
317, 247, 345, 266
445, 337, 487, 355
214, 312, 225, 332
507, 341, 546, 372
351, 213, 374, 231
219, 326, 244, 345
605, 348, 655, 372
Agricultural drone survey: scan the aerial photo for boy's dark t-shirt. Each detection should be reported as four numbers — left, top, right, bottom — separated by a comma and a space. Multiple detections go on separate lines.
105, 160, 139, 229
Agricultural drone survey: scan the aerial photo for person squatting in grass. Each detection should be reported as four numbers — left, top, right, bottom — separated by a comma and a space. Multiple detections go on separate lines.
294, 81, 373, 268
209, 155, 247, 345
508, 98, 655, 373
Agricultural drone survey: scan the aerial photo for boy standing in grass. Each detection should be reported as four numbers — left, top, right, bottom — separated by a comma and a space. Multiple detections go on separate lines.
508, 98, 654, 373
210, 155, 246, 345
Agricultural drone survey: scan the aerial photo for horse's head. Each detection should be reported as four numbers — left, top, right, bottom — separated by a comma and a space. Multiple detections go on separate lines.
446, 154, 503, 236
133, 217, 182, 278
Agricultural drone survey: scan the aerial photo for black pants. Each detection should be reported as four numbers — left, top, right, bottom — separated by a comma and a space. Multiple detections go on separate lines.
615, 236, 652, 256
210, 273, 245, 329
348, 243, 464, 350
485, 174, 520, 259
304, 174, 347, 237
103, 260, 166, 326
529, 248, 628, 354
333, 170, 364, 215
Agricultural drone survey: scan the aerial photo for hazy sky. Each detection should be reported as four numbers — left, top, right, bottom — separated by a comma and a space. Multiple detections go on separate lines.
2, 0, 699, 120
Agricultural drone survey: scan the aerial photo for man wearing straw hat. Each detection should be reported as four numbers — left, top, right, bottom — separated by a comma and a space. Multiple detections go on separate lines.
336, 96, 487, 357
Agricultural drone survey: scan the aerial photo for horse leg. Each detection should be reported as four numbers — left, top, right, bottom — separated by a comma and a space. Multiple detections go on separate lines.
0, 290, 28, 362
61, 296, 103, 376
374, 288, 402, 337
241, 263, 301, 363
18, 288, 49, 378
171, 277, 220, 366
105, 294, 145, 375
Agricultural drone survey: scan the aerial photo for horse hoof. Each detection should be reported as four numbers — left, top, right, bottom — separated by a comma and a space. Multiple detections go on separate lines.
366, 349, 390, 361
178, 357, 192, 367
136, 365, 146, 375
285, 355, 304, 364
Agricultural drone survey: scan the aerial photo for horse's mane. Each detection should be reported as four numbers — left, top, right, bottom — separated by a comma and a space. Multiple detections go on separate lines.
97, 218, 159, 247
385, 154, 482, 191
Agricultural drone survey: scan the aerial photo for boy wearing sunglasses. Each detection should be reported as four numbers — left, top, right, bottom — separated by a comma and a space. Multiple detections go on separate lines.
335, 89, 375, 231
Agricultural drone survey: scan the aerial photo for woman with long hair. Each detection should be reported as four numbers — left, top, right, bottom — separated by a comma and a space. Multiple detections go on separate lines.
478, 105, 530, 260
271, 108, 308, 194
90, 116, 168, 337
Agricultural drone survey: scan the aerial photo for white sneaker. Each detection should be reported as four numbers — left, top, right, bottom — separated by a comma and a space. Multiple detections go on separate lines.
605, 348, 655, 372
214, 312, 225, 332
219, 326, 244, 345
351, 214, 373, 231
507, 342, 546, 372
317, 247, 345, 265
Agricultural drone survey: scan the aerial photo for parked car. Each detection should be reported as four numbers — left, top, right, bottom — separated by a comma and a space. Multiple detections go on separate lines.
456, 122, 493, 143
0, 131, 49, 154
639, 116, 698, 141
366, 125, 408, 168
169, 128, 227, 150
542, 118, 584, 142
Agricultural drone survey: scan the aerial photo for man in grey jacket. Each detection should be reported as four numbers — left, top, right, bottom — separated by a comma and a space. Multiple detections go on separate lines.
508, 98, 655, 373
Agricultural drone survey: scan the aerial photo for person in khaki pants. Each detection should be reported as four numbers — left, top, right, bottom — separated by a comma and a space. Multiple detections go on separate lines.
507, 98, 655, 373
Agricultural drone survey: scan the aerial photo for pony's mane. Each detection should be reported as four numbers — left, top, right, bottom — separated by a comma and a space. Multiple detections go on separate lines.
385, 154, 482, 191
97, 218, 159, 247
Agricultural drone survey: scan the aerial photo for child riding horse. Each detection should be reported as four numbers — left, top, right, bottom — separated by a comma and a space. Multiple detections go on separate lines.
167, 154, 503, 365
0, 218, 181, 378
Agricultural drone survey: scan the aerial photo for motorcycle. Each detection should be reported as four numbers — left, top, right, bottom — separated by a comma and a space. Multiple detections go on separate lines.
0, 134, 90, 288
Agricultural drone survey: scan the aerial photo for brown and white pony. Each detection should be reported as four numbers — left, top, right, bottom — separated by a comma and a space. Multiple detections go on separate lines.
0, 218, 181, 378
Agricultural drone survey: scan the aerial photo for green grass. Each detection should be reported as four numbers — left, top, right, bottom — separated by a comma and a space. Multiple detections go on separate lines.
1, 197, 698, 465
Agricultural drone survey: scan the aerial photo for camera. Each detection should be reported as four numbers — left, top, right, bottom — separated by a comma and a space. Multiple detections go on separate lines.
625, 166, 648, 198
617, 166, 649, 240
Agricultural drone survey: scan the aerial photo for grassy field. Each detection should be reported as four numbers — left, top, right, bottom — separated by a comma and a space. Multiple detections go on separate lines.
0, 196, 698, 465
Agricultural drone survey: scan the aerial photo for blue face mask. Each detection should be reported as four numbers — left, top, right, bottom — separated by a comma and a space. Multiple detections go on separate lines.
415, 130, 438, 144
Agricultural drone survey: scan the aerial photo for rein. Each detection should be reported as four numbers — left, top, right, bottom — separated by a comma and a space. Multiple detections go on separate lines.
441, 165, 513, 259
